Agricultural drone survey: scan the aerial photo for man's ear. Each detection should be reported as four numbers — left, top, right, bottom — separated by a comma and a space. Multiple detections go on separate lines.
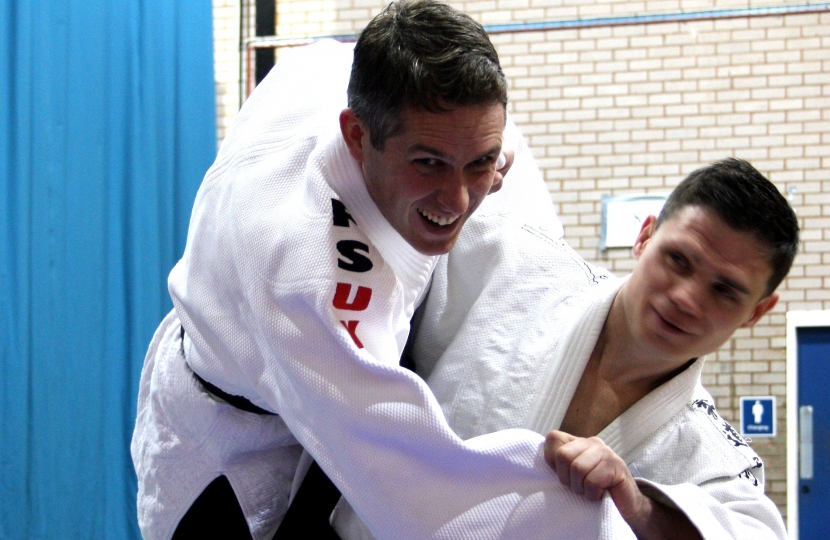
632, 215, 658, 259
741, 293, 779, 328
340, 108, 367, 163
488, 149, 514, 195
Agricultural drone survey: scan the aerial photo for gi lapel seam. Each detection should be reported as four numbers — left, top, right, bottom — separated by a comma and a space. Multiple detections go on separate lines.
599, 357, 705, 460
523, 278, 623, 434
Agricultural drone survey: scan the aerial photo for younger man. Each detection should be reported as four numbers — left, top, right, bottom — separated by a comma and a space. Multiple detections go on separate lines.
412, 158, 796, 538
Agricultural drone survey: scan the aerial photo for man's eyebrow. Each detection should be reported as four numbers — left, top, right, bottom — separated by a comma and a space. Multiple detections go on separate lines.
407, 143, 503, 162
408, 144, 450, 160
478, 143, 503, 160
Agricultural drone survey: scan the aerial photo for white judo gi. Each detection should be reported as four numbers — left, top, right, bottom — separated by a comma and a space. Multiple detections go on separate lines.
131, 40, 640, 540
409, 215, 788, 539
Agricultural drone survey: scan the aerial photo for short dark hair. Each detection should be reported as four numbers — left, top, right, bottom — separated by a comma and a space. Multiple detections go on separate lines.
347, 0, 507, 150
657, 158, 799, 295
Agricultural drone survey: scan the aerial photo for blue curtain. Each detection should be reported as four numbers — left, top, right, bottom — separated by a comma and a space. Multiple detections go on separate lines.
0, 0, 216, 537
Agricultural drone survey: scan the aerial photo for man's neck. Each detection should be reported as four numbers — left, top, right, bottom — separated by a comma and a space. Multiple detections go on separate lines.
558, 290, 694, 438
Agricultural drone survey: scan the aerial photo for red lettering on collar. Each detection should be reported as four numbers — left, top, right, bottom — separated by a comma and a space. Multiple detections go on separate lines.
332, 283, 372, 311
340, 320, 364, 349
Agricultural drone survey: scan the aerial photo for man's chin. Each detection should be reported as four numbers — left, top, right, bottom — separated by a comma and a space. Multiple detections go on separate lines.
406, 219, 465, 255
412, 239, 458, 256
406, 232, 460, 256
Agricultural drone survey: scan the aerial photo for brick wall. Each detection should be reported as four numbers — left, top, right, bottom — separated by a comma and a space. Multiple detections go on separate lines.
213, 0, 830, 519
212, 0, 243, 146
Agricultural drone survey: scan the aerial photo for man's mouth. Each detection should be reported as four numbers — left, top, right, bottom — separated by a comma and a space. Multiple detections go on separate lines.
655, 308, 690, 335
418, 208, 460, 227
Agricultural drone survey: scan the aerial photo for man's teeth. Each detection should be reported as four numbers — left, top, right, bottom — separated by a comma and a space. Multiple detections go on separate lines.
418, 209, 459, 226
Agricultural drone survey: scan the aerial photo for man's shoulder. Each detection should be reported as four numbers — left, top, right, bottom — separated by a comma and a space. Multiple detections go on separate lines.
224, 41, 352, 141
627, 385, 765, 489
686, 391, 764, 473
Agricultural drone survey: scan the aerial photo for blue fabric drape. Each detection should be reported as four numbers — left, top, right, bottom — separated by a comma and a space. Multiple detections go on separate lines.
0, 0, 216, 537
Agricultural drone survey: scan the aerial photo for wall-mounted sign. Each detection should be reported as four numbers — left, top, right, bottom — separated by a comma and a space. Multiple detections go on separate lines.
600, 194, 668, 250
740, 396, 776, 438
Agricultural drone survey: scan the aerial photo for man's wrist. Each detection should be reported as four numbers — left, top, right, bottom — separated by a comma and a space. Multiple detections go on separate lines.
624, 486, 702, 540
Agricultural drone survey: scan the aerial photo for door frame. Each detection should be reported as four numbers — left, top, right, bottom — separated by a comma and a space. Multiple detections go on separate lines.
786, 310, 830, 539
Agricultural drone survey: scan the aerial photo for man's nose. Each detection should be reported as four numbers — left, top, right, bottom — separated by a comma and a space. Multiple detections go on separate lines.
435, 171, 470, 214
669, 278, 705, 318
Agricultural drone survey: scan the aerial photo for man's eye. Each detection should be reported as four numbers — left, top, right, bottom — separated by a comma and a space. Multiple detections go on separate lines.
714, 283, 737, 301
415, 158, 440, 167
668, 252, 686, 268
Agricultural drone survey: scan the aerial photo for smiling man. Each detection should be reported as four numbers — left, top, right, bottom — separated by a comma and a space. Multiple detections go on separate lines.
412, 158, 797, 538
131, 2, 630, 539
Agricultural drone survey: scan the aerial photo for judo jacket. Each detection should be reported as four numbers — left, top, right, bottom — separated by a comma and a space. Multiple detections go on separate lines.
131, 40, 642, 540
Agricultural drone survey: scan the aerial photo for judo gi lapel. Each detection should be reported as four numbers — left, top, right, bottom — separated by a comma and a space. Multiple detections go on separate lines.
523, 278, 623, 435
323, 130, 438, 322
598, 358, 704, 459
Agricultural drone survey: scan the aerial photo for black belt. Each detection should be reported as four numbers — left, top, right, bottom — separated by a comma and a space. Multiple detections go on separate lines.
182, 326, 275, 416
181, 325, 342, 538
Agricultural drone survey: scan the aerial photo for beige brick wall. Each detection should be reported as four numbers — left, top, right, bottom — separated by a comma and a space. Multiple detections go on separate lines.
213, 0, 830, 519
212, 0, 241, 146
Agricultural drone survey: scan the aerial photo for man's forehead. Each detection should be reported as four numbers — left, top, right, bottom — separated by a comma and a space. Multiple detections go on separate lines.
393, 104, 506, 153
657, 205, 763, 249
396, 102, 506, 128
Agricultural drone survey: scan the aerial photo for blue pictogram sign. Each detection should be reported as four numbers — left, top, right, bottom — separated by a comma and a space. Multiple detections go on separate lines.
740, 396, 776, 438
